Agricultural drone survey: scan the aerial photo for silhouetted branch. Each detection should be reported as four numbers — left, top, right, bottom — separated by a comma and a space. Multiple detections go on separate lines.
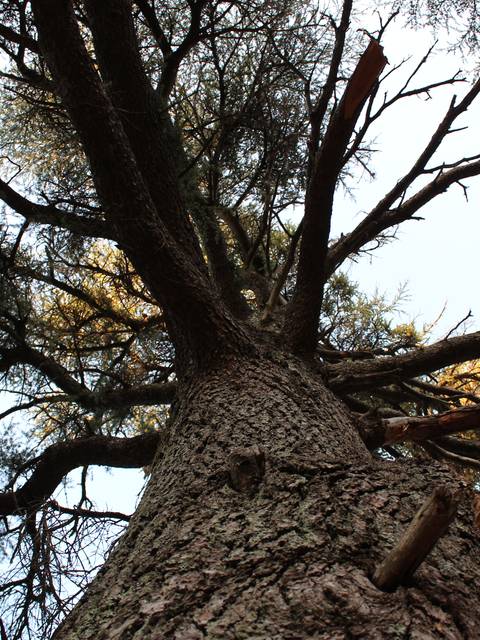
0, 433, 160, 517
326, 331, 480, 393
326, 76, 480, 276
0, 178, 112, 239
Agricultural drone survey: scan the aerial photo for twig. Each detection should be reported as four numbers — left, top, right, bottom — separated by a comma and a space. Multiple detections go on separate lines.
444, 310, 472, 340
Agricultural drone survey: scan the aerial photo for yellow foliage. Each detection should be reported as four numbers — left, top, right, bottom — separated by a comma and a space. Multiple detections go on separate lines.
438, 360, 480, 404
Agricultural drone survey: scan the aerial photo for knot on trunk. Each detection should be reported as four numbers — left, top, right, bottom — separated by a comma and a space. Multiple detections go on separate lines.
228, 446, 265, 494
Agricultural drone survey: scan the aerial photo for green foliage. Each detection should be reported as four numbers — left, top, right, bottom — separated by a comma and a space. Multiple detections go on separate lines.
320, 273, 422, 352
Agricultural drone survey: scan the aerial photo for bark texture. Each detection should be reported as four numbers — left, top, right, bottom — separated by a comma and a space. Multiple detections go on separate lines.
51, 353, 480, 639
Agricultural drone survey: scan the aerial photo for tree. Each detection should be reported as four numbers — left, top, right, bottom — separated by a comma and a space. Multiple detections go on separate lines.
0, 0, 480, 637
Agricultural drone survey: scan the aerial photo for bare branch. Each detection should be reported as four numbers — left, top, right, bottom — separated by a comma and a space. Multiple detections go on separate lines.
0, 343, 176, 410
326, 77, 480, 276
423, 440, 480, 472
326, 331, 480, 393
373, 486, 459, 592
46, 501, 130, 522
0, 433, 160, 517
0, 178, 112, 239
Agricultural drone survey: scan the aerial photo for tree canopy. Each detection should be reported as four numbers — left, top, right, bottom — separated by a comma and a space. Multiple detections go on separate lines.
0, 0, 480, 637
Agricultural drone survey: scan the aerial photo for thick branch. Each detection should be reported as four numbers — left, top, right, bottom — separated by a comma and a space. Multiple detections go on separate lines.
1, 344, 88, 397
284, 40, 387, 354
32, 0, 251, 367
134, 0, 172, 57
85, 0, 248, 318
360, 404, 480, 449
0, 433, 160, 516
0, 178, 112, 239
435, 435, 480, 459
84, 0, 206, 273
158, 0, 208, 98
80, 381, 177, 410
0, 22, 39, 54
326, 331, 480, 393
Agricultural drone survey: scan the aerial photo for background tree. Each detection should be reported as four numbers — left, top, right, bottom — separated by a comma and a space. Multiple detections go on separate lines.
0, 0, 480, 638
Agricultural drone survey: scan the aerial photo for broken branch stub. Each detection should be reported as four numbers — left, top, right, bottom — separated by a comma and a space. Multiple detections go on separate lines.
343, 39, 388, 119
372, 485, 460, 592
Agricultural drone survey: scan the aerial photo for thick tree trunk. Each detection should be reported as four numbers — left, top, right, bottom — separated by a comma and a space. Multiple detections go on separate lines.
52, 351, 479, 639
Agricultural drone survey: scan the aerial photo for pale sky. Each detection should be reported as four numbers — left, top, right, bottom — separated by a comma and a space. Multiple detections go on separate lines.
332, 21, 480, 339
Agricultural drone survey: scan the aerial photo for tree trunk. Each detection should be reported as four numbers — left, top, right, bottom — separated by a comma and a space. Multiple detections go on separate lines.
50, 348, 480, 640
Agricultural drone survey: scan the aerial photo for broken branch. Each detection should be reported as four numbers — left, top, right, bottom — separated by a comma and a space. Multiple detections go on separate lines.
373, 486, 459, 591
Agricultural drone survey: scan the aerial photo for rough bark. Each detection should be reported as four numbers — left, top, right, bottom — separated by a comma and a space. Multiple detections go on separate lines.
51, 352, 480, 639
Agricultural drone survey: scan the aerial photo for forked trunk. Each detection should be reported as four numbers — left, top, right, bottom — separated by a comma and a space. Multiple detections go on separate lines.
52, 350, 480, 639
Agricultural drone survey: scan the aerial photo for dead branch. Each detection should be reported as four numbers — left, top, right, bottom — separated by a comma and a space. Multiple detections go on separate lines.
326, 331, 480, 393
373, 486, 459, 591
360, 405, 480, 449
326, 77, 480, 277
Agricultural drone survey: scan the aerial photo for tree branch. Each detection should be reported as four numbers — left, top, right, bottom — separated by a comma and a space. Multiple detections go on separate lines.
32, 0, 251, 368
0, 342, 176, 410
359, 404, 480, 449
326, 331, 480, 393
0, 433, 160, 517
326, 77, 480, 276
0, 178, 112, 239
423, 440, 480, 472
0, 22, 39, 54
46, 500, 130, 522
373, 486, 459, 592
134, 0, 172, 57
158, 0, 208, 99
307, 0, 353, 171
284, 39, 388, 354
